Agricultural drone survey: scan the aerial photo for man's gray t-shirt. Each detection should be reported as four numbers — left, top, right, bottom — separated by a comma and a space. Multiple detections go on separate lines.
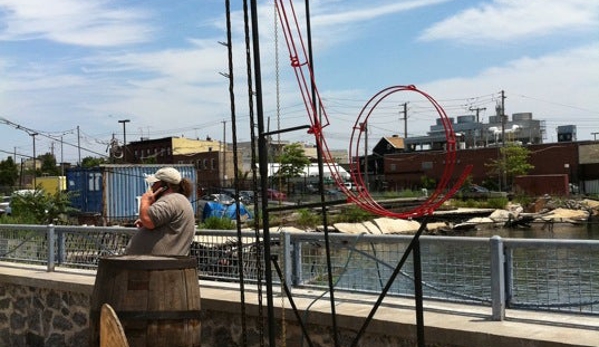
125, 193, 195, 256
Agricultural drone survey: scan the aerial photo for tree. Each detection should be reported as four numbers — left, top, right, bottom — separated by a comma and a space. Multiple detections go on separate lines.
486, 144, 534, 190
7, 189, 77, 224
275, 143, 310, 182
0, 156, 19, 190
38, 152, 60, 176
81, 156, 107, 168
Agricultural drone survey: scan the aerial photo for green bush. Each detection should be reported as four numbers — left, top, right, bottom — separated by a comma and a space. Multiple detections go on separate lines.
332, 205, 374, 224
2, 189, 77, 225
199, 216, 236, 230
296, 209, 320, 229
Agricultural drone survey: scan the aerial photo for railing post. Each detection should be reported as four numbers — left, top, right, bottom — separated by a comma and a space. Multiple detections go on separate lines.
504, 247, 513, 307
47, 224, 55, 272
281, 231, 292, 290
57, 228, 66, 265
292, 236, 302, 286
490, 235, 505, 320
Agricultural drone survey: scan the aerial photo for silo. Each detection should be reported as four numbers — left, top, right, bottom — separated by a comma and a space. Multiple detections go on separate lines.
512, 112, 533, 121
489, 115, 500, 124
457, 115, 476, 124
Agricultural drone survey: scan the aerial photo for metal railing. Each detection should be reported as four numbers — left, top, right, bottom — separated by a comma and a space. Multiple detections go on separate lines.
1, 224, 598, 320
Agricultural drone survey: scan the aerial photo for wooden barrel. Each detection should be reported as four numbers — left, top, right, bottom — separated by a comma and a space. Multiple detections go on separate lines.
89, 255, 201, 347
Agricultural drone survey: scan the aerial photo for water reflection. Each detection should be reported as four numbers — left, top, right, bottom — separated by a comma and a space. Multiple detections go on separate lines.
460, 221, 599, 240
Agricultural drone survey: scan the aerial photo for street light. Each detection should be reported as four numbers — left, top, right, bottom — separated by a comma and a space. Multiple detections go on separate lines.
118, 119, 130, 162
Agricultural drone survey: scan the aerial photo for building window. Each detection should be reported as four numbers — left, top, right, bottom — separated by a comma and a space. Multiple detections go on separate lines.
390, 163, 397, 172
211, 158, 216, 170
203, 159, 208, 170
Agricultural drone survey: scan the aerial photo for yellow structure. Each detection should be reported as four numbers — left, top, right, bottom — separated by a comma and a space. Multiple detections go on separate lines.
36, 176, 66, 193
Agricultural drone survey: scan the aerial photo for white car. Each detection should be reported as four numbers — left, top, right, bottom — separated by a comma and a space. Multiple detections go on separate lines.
0, 196, 11, 215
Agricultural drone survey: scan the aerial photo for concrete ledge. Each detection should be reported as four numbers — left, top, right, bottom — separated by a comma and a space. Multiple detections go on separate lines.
1, 262, 598, 347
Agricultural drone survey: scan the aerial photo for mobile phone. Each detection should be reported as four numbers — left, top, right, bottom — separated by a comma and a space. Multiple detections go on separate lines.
154, 184, 168, 197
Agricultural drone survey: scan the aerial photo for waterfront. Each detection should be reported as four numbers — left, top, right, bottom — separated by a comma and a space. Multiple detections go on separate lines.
469, 220, 599, 239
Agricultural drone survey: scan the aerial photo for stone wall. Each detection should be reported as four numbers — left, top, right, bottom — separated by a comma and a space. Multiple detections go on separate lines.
0, 283, 89, 347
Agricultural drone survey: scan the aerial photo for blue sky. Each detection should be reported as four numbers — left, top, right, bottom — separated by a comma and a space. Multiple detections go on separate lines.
0, 0, 597, 164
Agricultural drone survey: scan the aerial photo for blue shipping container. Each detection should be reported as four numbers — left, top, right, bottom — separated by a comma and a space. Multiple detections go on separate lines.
66, 164, 198, 225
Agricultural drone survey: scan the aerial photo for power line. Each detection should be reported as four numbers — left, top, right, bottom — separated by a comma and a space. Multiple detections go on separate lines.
0, 117, 108, 158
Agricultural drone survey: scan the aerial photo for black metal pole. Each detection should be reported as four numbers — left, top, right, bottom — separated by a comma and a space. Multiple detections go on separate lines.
413, 237, 425, 347
248, 1, 276, 347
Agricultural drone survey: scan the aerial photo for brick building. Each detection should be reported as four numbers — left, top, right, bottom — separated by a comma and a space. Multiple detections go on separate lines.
383, 141, 599, 195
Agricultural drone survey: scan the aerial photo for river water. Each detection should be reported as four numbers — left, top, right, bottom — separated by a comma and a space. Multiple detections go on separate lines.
467, 220, 599, 240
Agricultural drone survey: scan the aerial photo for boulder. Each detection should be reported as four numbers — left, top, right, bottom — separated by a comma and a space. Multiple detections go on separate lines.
333, 222, 371, 235
539, 208, 590, 223
489, 209, 511, 222
373, 217, 421, 234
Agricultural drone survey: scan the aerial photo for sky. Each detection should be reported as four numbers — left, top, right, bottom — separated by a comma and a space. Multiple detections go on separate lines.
0, 0, 598, 164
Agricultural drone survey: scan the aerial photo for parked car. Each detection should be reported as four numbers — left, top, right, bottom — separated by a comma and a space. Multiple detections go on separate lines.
201, 193, 235, 205
239, 191, 254, 204
266, 189, 286, 201
458, 184, 506, 199
0, 196, 11, 215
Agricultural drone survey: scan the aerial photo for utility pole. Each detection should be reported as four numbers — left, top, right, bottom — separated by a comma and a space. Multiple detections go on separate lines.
469, 106, 486, 147
360, 122, 369, 191
469, 106, 486, 123
30, 132, 38, 189
77, 126, 81, 166
500, 90, 506, 147
60, 136, 64, 176
222, 120, 227, 187
118, 119, 130, 163
592, 132, 599, 141
500, 90, 507, 191
399, 102, 408, 138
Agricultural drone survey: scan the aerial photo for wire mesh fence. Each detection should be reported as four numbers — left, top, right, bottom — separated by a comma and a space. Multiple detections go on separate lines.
1, 224, 598, 318
505, 239, 599, 314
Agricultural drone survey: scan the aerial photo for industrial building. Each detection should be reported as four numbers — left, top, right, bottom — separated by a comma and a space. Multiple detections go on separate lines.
404, 112, 546, 151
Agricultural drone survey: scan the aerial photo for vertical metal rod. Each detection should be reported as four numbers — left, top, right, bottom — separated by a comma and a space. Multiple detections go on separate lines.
249, 1, 276, 346
304, 1, 339, 345
413, 238, 425, 347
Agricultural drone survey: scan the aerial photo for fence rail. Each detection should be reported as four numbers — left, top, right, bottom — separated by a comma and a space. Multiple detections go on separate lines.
1, 224, 598, 320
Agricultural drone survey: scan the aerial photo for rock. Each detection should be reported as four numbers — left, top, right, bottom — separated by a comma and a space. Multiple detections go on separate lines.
363, 221, 383, 234
453, 222, 477, 231
373, 217, 421, 234
453, 217, 494, 231
333, 223, 371, 235
489, 209, 511, 222
539, 208, 589, 223
581, 199, 599, 215
506, 203, 523, 218
426, 222, 450, 233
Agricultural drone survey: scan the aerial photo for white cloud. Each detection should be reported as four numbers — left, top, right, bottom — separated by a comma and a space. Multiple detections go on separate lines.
419, 0, 599, 44
420, 43, 599, 137
312, 0, 450, 27
0, 0, 154, 46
